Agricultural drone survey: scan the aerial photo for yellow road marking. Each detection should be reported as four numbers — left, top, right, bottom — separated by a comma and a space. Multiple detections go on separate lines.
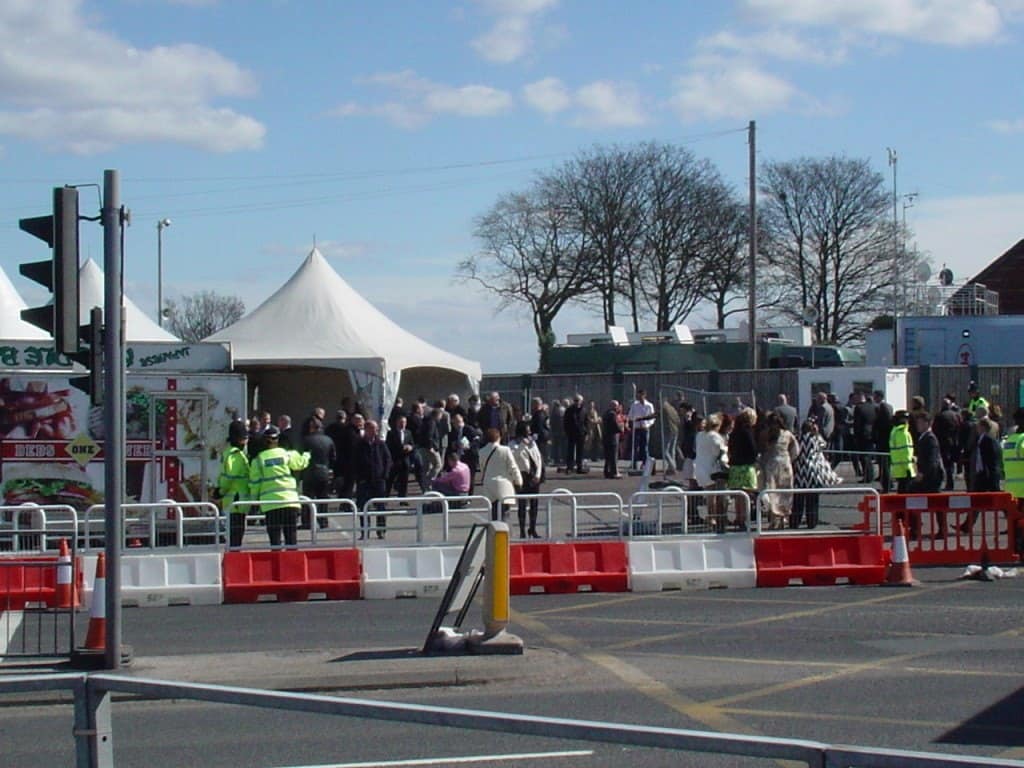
603, 581, 968, 652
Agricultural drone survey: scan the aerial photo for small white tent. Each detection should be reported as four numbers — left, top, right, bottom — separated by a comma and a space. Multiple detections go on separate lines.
79, 259, 178, 342
0, 264, 48, 339
206, 248, 481, 422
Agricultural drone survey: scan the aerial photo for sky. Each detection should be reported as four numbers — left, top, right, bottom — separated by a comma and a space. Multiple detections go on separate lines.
1, 0, 1023, 374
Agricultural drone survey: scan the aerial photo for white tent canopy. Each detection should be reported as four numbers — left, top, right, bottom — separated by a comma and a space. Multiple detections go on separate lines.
206, 248, 481, 421
0, 264, 48, 339
79, 259, 179, 342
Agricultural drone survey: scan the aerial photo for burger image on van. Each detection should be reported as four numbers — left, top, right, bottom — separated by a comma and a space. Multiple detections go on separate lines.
1, 463, 102, 510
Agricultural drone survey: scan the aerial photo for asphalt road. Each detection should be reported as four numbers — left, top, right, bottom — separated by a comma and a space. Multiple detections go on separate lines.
3, 565, 1024, 767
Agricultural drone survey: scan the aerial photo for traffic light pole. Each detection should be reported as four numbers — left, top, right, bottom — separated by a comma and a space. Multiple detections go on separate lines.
102, 169, 124, 671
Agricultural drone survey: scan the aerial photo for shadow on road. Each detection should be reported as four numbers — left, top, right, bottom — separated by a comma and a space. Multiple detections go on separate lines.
333, 648, 422, 663
938, 685, 1024, 747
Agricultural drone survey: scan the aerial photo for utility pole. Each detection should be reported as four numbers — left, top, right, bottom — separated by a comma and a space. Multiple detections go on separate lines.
748, 120, 757, 371
103, 169, 125, 670
887, 148, 898, 365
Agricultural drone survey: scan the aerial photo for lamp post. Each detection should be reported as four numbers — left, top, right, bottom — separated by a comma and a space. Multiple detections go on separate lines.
156, 218, 171, 327
886, 148, 898, 365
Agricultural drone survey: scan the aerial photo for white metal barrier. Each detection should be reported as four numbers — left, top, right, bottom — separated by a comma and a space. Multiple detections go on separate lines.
0, 503, 79, 552
225, 497, 359, 548
627, 489, 753, 537
755, 486, 882, 535
502, 488, 625, 540
358, 494, 492, 544
82, 501, 221, 551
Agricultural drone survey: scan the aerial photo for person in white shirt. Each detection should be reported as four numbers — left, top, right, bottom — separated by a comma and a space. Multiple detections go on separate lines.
627, 389, 656, 470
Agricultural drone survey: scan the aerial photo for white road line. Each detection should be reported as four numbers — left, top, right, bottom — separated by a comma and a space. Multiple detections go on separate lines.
277, 750, 594, 768
0, 610, 24, 656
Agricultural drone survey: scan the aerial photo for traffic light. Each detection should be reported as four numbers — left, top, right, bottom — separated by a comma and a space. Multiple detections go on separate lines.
69, 306, 103, 406
19, 186, 80, 355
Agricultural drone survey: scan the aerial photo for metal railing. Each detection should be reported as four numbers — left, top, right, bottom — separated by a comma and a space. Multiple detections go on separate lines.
1, 503, 80, 552
757, 487, 882, 535
80, 501, 221, 550
627, 488, 753, 537
0, 672, 1017, 768
0, 506, 80, 659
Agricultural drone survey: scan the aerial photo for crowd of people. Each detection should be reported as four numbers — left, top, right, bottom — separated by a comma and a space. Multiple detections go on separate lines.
217, 382, 1024, 546
217, 392, 554, 545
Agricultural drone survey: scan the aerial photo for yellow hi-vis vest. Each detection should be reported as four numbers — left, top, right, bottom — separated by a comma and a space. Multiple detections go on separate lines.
968, 395, 990, 414
218, 445, 250, 512
1001, 431, 1024, 499
889, 424, 916, 479
249, 447, 310, 512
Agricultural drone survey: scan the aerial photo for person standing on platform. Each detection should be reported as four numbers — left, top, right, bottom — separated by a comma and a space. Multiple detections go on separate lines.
386, 414, 415, 500
563, 394, 586, 474
873, 391, 893, 492
355, 420, 392, 540
218, 420, 250, 548
478, 427, 522, 520
300, 416, 336, 530
889, 411, 916, 495
627, 389, 656, 471
249, 425, 310, 547
602, 400, 623, 479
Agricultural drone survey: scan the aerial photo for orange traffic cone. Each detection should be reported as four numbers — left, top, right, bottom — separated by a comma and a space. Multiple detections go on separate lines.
884, 519, 917, 587
54, 538, 77, 609
82, 552, 107, 649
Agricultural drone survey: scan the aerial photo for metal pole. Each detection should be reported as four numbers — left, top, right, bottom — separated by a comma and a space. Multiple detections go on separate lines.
156, 222, 163, 328
102, 170, 124, 670
747, 120, 758, 370
887, 148, 898, 365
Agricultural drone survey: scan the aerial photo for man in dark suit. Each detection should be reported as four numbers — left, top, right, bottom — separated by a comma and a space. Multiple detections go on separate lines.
933, 396, 961, 491
355, 420, 392, 540
602, 400, 623, 479
852, 391, 877, 483
911, 412, 946, 540
872, 391, 893, 492
385, 415, 415, 499
530, 398, 551, 467
563, 394, 586, 474
448, 413, 481, 491
300, 416, 336, 530
336, 413, 364, 499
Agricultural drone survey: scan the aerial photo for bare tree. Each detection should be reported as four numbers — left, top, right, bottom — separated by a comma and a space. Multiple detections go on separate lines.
634, 144, 740, 330
459, 180, 593, 372
697, 200, 751, 328
760, 156, 892, 345
552, 146, 646, 329
165, 290, 245, 342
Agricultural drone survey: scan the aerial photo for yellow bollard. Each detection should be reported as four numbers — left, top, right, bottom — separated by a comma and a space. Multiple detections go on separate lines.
483, 522, 510, 637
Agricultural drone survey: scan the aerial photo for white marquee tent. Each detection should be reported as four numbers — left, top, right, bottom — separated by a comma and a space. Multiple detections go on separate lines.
206, 248, 481, 422
0, 264, 49, 339
79, 259, 179, 342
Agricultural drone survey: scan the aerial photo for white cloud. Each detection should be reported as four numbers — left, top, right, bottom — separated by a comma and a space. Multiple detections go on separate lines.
988, 118, 1024, 134
574, 81, 648, 127
742, 0, 1005, 46
470, 0, 559, 63
425, 85, 513, 117
334, 70, 512, 128
522, 77, 571, 114
670, 57, 800, 121
0, 0, 263, 153
700, 27, 848, 64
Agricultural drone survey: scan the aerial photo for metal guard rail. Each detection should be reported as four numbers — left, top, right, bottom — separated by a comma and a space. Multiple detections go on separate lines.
0, 673, 1017, 768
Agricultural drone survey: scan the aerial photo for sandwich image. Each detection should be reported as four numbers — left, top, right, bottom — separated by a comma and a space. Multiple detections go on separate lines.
1, 463, 103, 510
